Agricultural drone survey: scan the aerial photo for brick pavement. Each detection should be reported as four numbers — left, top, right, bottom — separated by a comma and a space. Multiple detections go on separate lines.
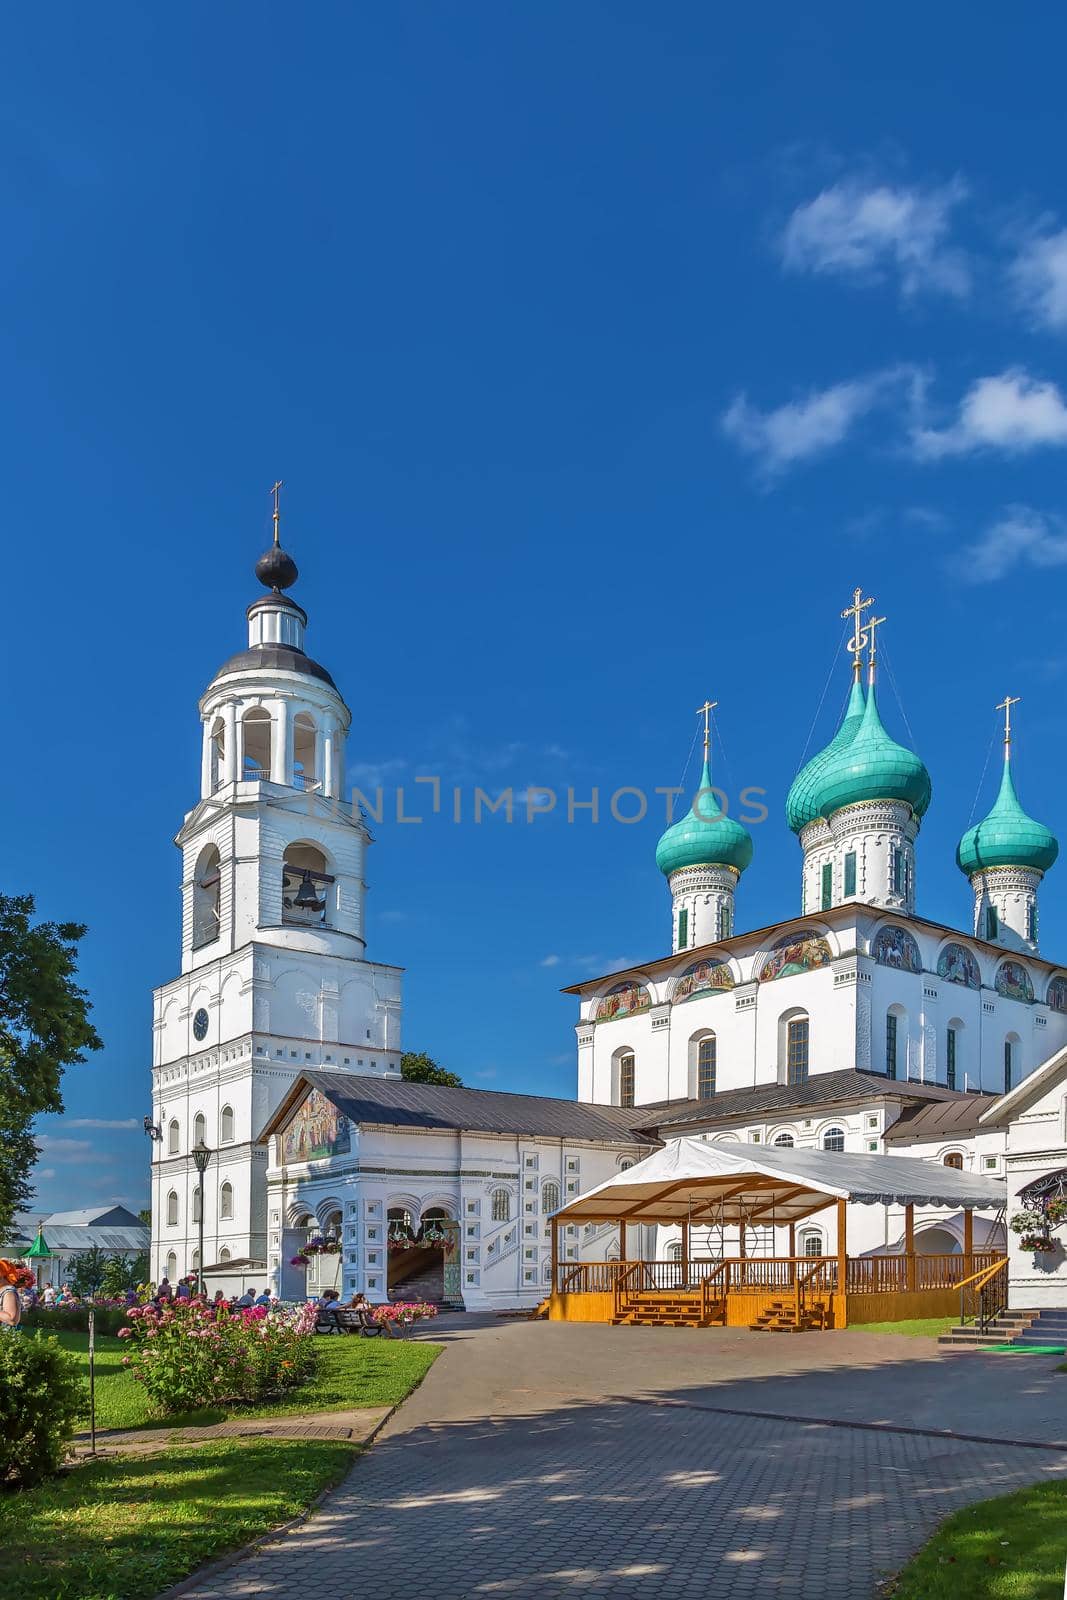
177, 1319, 1067, 1599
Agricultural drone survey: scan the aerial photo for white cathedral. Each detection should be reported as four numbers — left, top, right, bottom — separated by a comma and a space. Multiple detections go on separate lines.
149, 534, 1067, 1311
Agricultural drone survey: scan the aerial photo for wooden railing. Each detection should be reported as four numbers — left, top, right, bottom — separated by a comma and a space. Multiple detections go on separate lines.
557, 1260, 634, 1294
957, 1256, 1009, 1333
558, 1252, 1005, 1300
845, 1251, 999, 1295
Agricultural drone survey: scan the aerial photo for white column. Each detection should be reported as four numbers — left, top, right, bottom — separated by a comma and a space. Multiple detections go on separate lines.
271, 701, 289, 785
222, 703, 238, 784
200, 723, 213, 798
322, 718, 336, 798
313, 726, 325, 790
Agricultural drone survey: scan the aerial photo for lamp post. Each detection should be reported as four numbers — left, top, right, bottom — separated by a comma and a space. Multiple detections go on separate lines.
191, 1139, 212, 1299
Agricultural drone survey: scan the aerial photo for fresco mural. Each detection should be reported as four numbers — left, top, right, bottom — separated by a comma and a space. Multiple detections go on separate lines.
995, 960, 1034, 1003
280, 1088, 351, 1164
673, 958, 735, 1002
1048, 977, 1067, 1014
595, 980, 651, 1021
937, 943, 981, 989
758, 931, 832, 983
872, 926, 922, 974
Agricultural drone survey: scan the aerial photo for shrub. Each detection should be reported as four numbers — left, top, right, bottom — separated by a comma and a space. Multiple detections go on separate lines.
118, 1299, 318, 1415
0, 1332, 86, 1487
24, 1302, 128, 1336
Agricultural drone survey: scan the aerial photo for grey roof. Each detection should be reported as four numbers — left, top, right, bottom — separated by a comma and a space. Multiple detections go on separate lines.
884, 1097, 995, 1144
264, 1071, 649, 1146
43, 1205, 145, 1228
212, 643, 337, 690
623, 1069, 976, 1135
20, 1226, 149, 1252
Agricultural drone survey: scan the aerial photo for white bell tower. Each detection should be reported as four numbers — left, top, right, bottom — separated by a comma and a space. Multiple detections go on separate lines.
149, 489, 403, 1294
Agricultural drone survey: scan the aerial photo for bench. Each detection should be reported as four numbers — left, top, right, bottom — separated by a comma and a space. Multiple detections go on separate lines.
313, 1307, 414, 1337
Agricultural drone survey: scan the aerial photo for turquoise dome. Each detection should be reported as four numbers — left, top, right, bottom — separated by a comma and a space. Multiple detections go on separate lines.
956, 758, 1058, 877
656, 758, 754, 877
786, 676, 866, 834
809, 682, 932, 822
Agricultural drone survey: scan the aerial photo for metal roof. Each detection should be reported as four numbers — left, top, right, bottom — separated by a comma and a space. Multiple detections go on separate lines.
554, 1137, 1007, 1227
260, 1071, 650, 1147
623, 1069, 981, 1134
883, 1098, 993, 1143
24, 1226, 149, 1251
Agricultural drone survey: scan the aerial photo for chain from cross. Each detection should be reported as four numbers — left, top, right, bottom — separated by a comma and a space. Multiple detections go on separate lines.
696, 699, 718, 759
996, 694, 1021, 748
840, 586, 875, 664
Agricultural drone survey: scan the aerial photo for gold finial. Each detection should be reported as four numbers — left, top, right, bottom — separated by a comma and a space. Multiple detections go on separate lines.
840, 587, 875, 679
696, 699, 718, 761
866, 614, 887, 681
996, 694, 1021, 754
269, 480, 284, 546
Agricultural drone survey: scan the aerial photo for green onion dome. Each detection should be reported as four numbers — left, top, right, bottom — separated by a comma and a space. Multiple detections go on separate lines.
956, 758, 1058, 877
809, 682, 932, 823
786, 676, 866, 835
656, 758, 754, 877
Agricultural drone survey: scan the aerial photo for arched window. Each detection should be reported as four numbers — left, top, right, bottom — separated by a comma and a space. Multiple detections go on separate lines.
822, 1127, 845, 1153
542, 1259, 553, 1283
423, 1206, 451, 1222
165, 1251, 177, 1280
282, 842, 330, 926
220, 1105, 234, 1144
193, 1112, 206, 1146
192, 1187, 202, 1223
619, 1159, 634, 1172
802, 1233, 823, 1257
666, 1241, 682, 1260
293, 713, 318, 790
209, 715, 226, 791
697, 1035, 716, 1099
219, 1247, 231, 1262
191, 1248, 199, 1270
166, 1190, 178, 1227
1004, 1034, 1020, 1094
886, 1006, 907, 1080
168, 1119, 180, 1156
943, 1152, 964, 1170
946, 1020, 964, 1091
618, 1052, 636, 1108
241, 706, 272, 778
786, 1017, 809, 1085
542, 1180, 561, 1215
192, 845, 221, 949
388, 1207, 415, 1235
490, 1188, 511, 1223
220, 1182, 234, 1220
773, 1132, 794, 1149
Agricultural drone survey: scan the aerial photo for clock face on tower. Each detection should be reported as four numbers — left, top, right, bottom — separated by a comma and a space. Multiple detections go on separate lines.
192, 1008, 209, 1042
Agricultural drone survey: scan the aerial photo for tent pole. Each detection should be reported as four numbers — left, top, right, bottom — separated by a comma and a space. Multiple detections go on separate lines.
550, 1214, 559, 1298
963, 1207, 973, 1273
836, 1197, 847, 1329
904, 1203, 915, 1292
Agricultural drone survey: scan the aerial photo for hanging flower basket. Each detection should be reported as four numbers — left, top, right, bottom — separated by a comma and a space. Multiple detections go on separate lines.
1046, 1197, 1067, 1226
1010, 1210, 1046, 1236
1020, 1234, 1057, 1254
388, 1237, 417, 1253
289, 1254, 309, 1267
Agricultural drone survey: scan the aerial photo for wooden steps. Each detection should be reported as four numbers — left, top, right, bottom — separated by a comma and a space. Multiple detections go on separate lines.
749, 1298, 829, 1334
612, 1291, 725, 1329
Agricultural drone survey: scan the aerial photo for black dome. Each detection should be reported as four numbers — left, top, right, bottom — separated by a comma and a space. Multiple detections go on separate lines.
212, 644, 337, 690
255, 544, 299, 591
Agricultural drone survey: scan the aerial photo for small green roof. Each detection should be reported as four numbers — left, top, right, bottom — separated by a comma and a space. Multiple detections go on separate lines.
656, 757, 754, 878
786, 676, 866, 834
808, 680, 931, 823
25, 1227, 52, 1259
957, 757, 1058, 877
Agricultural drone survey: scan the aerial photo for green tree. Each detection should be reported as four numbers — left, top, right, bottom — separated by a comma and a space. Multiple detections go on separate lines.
68, 1247, 110, 1298
100, 1252, 149, 1297
400, 1051, 462, 1087
0, 893, 102, 1238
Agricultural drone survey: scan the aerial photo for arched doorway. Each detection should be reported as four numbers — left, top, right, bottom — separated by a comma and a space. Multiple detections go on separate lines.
388, 1204, 455, 1304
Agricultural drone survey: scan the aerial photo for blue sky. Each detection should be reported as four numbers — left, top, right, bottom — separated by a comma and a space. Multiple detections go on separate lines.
9, 4, 1067, 1212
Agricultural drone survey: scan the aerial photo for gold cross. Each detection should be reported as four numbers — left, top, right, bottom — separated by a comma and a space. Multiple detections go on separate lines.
866, 614, 887, 668
269, 480, 284, 545
696, 699, 718, 760
996, 694, 1021, 749
840, 587, 875, 670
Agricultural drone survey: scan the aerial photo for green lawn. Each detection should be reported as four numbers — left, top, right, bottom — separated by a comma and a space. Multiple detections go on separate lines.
857, 1317, 956, 1338
887, 1480, 1067, 1598
47, 1329, 441, 1432
0, 1438, 359, 1600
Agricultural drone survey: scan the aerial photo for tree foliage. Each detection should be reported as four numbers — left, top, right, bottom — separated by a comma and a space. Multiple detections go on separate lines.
0, 893, 102, 1237
400, 1051, 462, 1087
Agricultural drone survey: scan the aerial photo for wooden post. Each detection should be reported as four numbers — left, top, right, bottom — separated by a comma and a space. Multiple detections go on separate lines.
618, 1220, 627, 1265
788, 1222, 796, 1288
836, 1197, 847, 1329
680, 1219, 690, 1285
550, 1214, 559, 1299
963, 1207, 973, 1272
904, 1203, 915, 1293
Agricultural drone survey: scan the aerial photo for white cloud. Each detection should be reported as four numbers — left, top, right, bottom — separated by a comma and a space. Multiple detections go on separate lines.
722, 367, 911, 476
62, 1118, 140, 1131
34, 1168, 56, 1181
35, 1136, 111, 1164
957, 506, 1067, 583
1011, 227, 1067, 330
782, 178, 970, 298
539, 954, 561, 968
912, 369, 1067, 459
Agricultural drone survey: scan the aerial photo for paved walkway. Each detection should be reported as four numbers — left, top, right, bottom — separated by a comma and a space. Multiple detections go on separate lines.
73, 1406, 391, 1459
178, 1317, 1067, 1599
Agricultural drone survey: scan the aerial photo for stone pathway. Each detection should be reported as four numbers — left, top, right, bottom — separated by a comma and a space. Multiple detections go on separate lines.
72, 1406, 391, 1458
173, 1319, 1067, 1598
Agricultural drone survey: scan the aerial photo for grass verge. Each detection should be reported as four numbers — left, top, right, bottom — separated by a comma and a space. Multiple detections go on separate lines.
48, 1329, 441, 1431
0, 1438, 358, 1600
857, 1317, 956, 1338
885, 1479, 1067, 1598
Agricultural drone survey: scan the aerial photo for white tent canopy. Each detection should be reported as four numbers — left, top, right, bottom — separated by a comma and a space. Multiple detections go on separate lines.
554, 1138, 1007, 1227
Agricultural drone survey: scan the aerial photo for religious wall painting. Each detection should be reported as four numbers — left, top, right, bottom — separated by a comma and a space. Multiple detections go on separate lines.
594, 980, 651, 1022
995, 960, 1034, 1004
871, 925, 922, 974
758, 931, 832, 984
280, 1088, 351, 1164
673, 958, 735, 1003
937, 943, 981, 990
1048, 977, 1067, 1014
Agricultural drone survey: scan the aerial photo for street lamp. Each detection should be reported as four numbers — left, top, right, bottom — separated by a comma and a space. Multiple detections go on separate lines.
191, 1140, 212, 1299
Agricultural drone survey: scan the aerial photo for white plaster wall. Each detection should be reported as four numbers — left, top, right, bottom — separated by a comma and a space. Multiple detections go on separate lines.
1002, 1073, 1067, 1308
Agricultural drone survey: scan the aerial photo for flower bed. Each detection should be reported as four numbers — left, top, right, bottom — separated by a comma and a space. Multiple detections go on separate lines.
117, 1298, 318, 1414
373, 1301, 439, 1325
